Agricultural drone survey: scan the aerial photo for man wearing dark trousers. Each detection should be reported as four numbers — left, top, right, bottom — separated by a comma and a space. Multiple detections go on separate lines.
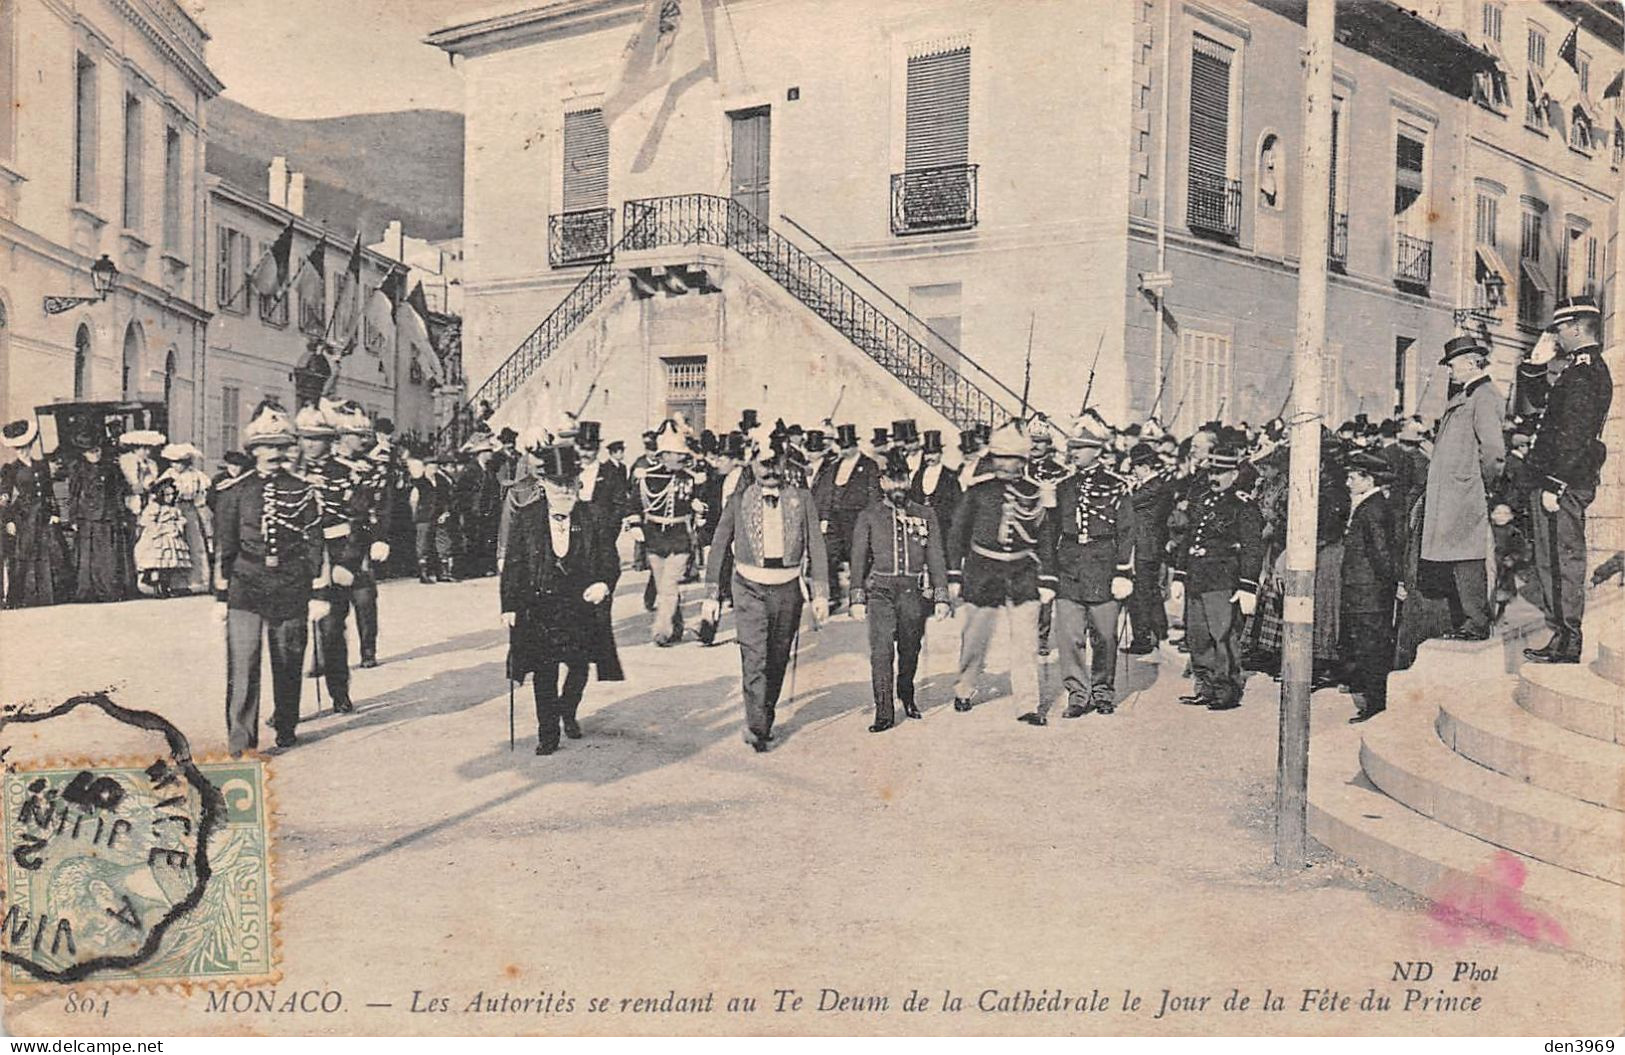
824, 423, 878, 612
298, 402, 364, 715
215, 402, 326, 754
1341, 451, 1400, 723
1125, 441, 1175, 652
501, 441, 624, 755
1170, 435, 1264, 711
703, 427, 830, 752
849, 449, 950, 732
1523, 295, 1613, 664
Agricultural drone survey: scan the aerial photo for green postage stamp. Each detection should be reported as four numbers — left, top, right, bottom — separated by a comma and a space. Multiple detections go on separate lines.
0, 755, 275, 991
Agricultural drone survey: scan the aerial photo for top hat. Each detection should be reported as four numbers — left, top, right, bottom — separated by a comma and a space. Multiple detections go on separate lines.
1440, 334, 1488, 364
835, 423, 859, 449
890, 419, 920, 446
497, 426, 519, 446
699, 429, 718, 456
973, 423, 993, 443
803, 430, 827, 453
722, 431, 748, 460
739, 409, 761, 433
534, 444, 582, 482
881, 448, 913, 480
575, 420, 602, 449
1552, 294, 1601, 324
786, 423, 805, 437
872, 427, 891, 449
958, 428, 981, 454
2, 419, 38, 450
921, 429, 944, 454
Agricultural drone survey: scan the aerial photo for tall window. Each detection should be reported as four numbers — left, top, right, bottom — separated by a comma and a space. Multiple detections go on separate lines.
1556, 220, 1585, 297
905, 44, 970, 172
1186, 35, 1237, 238
216, 226, 248, 313
121, 323, 140, 400
1584, 233, 1599, 298
74, 53, 98, 205
1394, 336, 1415, 416
73, 325, 91, 399
1615, 120, 1624, 169
562, 107, 609, 213
220, 384, 241, 454
1393, 129, 1430, 285
1473, 189, 1507, 310
299, 255, 327, 336
1482, 3, 1502, 42
663, 356, 707, 430
1475, 192, 1498, 248
0, 0, 16, 163
163, 126, 182, 251
1328, 99, 1348, 261
258, 239, 288, 327
1518, 202, 1550, 328
1526, 25, 1547, 129
122, 92, 142, 230
1175, 331, 1231, 431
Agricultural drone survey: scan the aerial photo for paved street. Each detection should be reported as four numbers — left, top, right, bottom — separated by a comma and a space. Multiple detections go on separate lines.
1, 576, 1618, 1036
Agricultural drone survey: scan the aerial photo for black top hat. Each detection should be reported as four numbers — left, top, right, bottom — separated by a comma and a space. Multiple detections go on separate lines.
958, 428, 981, 454
1344, 449, 1393, 481
1129, 442, 1159, 468
496, 427, 518, 445
835, 423, 859, 448
973, 423, 992, 443
872, 427, 890, 447
890, 419, 920, 445
699, 429, 718, 455
574, 420, 602, 449
739, 409, 761, 432
642, 431, 658, 449
535, 444, 582, 482
1441, 334, 1488, 364
1552, 293, 1601, 324
803, 430, 827, 453
882, 448, 912, 480
921, 429, 944, 454
722, 431, 748, 459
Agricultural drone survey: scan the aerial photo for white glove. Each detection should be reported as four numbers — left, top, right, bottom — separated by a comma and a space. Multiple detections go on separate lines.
4, 523, 13, 536
811, 597, 830, 625
332, 565, 355, 588
1396, 584, 1408, 602
819, 520, 829, 534
214, 573, 229, 593
849, 603, 867, 621
1170, 580, 1186, 607
308, 599, 332, 623
1231, 590, 1257, 617
582, 582, 610, 604
700, 599, 721, 624
692, 499, 707, 514
1111, 576, 1134, 601
1038, 586, 1056, 605
949, 582, 962, 603
48, 515, 59, 525
933, 602, 950, 622
628, 526, 645, 543
1490, 504, 1514, 527
370, 541, 390, 563
1540, 490, 1560, 514
501, 611, 517, 628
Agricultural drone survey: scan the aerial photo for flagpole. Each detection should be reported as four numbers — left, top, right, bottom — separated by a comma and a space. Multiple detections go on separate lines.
227, 244, 276, 312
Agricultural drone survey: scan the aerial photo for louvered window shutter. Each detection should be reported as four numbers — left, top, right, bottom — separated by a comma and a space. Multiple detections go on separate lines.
1188, 37, 1232, 183
1328, 107, 1340, 204
905, 46, 970, 171
562, 108, 609, 213
1394, 134, 1424, 215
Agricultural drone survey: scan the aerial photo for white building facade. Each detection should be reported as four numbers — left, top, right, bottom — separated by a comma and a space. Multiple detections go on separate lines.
0, 0, 221, 440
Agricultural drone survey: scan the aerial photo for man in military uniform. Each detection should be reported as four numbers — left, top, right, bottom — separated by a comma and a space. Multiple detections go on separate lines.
825, 423, 878, 612
631, 422, 704, 645
1169, 436, 1265, 711
1021, 417, 1135, 725
1125, 440, 1176, 652
946, 422, 1057, 716
215, 402, 326, 753
296, 402, 361, 714
1523, 295, 1614, 664
850, 449, 951, 732
333, 404, 392, 669
1025, 417, 1072, 655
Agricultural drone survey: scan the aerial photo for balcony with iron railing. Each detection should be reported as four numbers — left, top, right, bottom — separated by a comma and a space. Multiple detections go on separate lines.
1187, 171, 1241, 241
1394, 230, 1433, 289
548, 207, 616, 268
890, 164, 978, 236
1328, 211, 1349, 269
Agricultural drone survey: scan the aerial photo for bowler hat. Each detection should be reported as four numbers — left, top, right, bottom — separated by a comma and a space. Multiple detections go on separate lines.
534, 444, 582, 482
699, 429, 718, 456
921, 429, 944, 454
497, 427, 519, 446
1440, 334, 1487, 364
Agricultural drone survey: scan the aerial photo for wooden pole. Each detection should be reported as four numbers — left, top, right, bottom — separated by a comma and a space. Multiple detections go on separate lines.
1277, 0, 1335, 869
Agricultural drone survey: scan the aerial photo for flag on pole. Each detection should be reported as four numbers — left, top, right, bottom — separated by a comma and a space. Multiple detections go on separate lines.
250, 221, 295, 297
402, 282, 444, 385
366, 264, 406, 340
296, 236, 326, 304
329, 235, 364, 352
1543, 21, 1583, 114
601, 0, 718, 175
1603, 68, 1623, 102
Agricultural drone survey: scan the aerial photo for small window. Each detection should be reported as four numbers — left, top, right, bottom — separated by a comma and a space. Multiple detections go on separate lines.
1482, 2, 1502, 43
663, 356, 707, 430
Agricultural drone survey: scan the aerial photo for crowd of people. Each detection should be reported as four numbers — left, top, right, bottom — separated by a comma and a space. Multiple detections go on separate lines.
0, 295, 1611, 757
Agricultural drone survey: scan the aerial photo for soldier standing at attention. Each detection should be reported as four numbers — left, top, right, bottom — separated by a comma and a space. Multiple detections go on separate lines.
947, 422, 1057, 717
631, 422, 704, 646
296, 402, 363, 715
849, 449, 950, 732
1022, 417, 1136, 725
1522, 294, 1613, 664
215, 403, 327, 754
1169, 434, 1265, 712
332, 404, 392, 669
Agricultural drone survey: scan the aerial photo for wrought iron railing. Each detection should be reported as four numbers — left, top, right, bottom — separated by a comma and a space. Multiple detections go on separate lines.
1328, 211, 1349, 267
1187, 171, 1241, 240
548, 208, 615, 268
1395, 231, 1433, 287
622, 193, 1016, 428
889, 164, 979, 236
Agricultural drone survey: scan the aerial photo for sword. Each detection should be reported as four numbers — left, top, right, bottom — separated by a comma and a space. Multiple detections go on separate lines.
509, 678, 516, 752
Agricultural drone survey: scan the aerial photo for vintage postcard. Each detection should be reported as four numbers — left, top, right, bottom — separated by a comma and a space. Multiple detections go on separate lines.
0, 0, 1621, 1040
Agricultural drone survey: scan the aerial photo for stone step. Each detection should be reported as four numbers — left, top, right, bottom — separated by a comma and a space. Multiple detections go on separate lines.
1436, 688, 1625, 812
1595, 639, 1624, 687
1308, 738, 1623, 963
1515, 662, 1625, 745
1359, 700, 1623, 884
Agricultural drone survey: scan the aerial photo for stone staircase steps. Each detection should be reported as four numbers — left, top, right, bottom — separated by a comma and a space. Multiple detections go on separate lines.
1435, 690, 1625, 811
1359, 697, 1624, 885
1515, 662, 1625, 745
1594, 639, 1624, 686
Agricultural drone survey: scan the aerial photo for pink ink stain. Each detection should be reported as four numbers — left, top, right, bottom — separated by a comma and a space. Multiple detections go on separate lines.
1425, 851, 1570, 949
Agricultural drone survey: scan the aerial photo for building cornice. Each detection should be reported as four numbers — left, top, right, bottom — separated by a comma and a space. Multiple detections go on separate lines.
110, 0, 225, 97
426, 0, 641, 56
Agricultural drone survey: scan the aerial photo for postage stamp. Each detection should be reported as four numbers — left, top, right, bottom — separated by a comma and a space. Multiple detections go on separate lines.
0, 693, 276, 992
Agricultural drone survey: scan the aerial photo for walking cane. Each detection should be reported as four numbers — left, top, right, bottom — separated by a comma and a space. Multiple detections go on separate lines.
509, 679, 516, 752
308, 618, 324, 718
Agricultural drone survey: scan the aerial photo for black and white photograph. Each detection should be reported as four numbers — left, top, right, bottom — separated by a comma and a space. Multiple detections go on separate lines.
0, 0, 1620, 1041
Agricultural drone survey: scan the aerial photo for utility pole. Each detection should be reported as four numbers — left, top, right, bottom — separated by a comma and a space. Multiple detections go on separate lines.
1277, 0, 1335, 869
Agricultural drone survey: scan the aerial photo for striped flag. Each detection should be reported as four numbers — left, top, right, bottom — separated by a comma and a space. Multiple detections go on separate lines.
329, 234, 363, 352
249, 221, 294, 297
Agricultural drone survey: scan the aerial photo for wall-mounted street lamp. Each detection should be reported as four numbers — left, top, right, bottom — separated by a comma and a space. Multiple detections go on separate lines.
43, 255, 120, 315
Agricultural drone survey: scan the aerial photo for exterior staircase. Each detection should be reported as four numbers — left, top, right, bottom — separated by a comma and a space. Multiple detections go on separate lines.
1308, 599, 1625, 963
442, 193, 1019, 450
